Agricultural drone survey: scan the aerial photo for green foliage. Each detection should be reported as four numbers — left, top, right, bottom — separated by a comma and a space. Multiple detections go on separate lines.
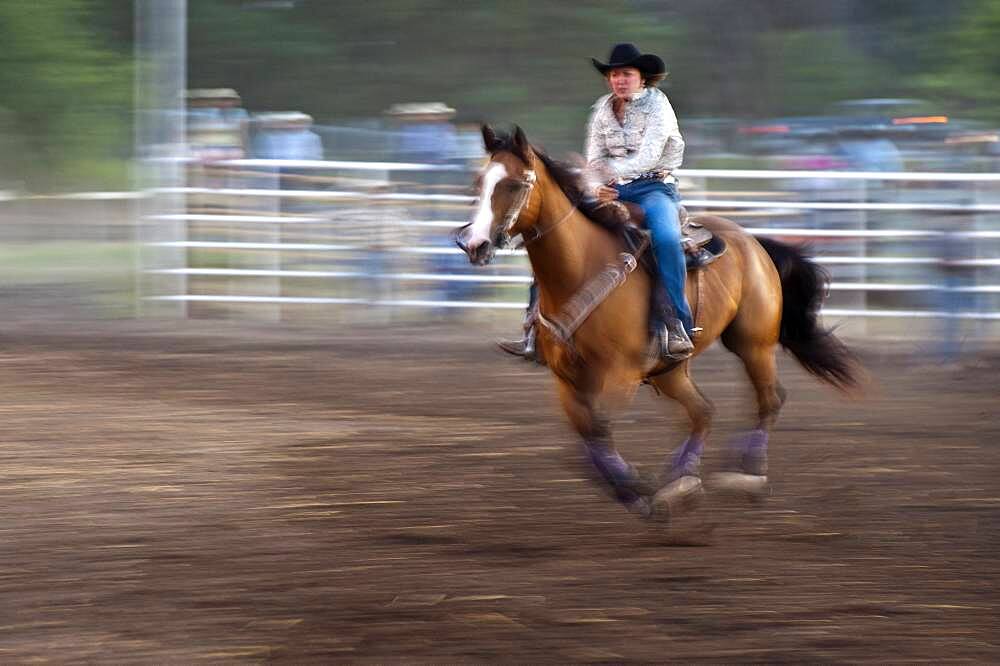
0, 0, 132, 191
184, 0, 687, 152
181, 0, 997, 138
2, 0, 999, 192
764, 29, 892, 116
913, 0, 1000, 119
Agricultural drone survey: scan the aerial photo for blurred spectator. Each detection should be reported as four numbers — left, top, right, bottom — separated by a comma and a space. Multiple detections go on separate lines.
251, 112, 324, 160
385, 102, 475, 311
836, 129, 904, 172
943, 129, 1000, 172
775, 133, 850, 201
385, 102, 457, 164
186, 88, 248, 161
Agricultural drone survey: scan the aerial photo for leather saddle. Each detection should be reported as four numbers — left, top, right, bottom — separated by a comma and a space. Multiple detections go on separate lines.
617, 202, 726, 270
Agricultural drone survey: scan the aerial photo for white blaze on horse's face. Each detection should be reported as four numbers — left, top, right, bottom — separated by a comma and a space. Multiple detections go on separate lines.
468, 162, 508, 248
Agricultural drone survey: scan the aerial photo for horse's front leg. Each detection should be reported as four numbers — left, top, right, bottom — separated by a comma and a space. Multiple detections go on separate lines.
555, 377, 653, 517
649, 366, 715, 517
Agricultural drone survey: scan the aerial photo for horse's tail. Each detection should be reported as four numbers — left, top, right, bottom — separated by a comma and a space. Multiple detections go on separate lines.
756, 236, 861, 391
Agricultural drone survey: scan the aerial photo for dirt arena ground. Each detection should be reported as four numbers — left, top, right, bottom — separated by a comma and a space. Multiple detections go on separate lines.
1, 317, 997, 663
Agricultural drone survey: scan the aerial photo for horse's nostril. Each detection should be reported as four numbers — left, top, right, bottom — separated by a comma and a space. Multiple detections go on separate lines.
458, 234, 493, 265
477, 241, 493, 262
451, 223, 473, 251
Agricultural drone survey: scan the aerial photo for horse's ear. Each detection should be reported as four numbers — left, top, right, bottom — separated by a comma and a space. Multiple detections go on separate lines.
511, 125, 532, 163
481, 124, 500, 153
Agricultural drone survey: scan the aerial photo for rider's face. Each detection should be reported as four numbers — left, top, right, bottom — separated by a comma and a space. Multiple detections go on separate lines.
607, 67, 643, 100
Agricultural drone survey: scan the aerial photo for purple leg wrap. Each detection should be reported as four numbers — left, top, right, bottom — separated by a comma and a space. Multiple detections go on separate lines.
585, 442, 641, 504
731, 429, 768, 475
737, 429, 768, 455
667, 436, 704, 482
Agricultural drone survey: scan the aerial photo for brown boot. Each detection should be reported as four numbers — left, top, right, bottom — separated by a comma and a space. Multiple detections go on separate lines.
497, 331, 534, 358
496, 326, 544, 364
658, 319, 694, 361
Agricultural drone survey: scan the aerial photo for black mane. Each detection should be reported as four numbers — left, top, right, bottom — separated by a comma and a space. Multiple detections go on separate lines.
535, 149, 630, 234
489, 129, 628, 234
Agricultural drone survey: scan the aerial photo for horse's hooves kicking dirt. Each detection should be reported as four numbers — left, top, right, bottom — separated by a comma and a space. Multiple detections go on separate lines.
650, 475, 704, 520
641, 508, 717, 546
625, 496, 653, 519
709, 472, 770, 501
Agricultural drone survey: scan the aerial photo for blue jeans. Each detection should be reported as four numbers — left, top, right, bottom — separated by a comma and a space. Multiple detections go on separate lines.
616, 179, 693, 332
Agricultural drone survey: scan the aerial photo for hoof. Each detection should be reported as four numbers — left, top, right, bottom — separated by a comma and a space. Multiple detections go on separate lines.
710, 472, 770, 500
624, 496, 653, 519
651, 475, 704, 521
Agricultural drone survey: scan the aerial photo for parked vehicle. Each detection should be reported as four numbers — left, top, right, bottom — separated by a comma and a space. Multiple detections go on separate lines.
734, 98, 972, 172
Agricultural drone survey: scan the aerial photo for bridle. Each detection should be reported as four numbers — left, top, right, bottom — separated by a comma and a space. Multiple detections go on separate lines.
495, 167, 577, 248
493, 169, 535, 249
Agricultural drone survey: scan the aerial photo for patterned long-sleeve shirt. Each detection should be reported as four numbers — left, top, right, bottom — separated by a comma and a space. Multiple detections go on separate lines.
584, 87, 685, 185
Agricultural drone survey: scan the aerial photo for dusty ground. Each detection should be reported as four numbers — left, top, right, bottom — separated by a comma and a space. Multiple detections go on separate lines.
0, 318, 997, 663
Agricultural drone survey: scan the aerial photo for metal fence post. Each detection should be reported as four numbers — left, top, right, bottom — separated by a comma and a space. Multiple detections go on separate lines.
134, 0, 187, 318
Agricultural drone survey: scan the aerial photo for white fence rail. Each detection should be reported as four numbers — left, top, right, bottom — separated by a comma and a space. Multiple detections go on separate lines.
137, 159, 1000, 333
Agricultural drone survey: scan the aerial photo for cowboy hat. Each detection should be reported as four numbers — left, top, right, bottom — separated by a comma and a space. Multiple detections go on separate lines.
384, 102, 456, 118
591, 43, 665, 77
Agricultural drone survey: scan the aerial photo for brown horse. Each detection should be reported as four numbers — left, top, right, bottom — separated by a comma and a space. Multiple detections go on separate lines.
456, 125, 860, 519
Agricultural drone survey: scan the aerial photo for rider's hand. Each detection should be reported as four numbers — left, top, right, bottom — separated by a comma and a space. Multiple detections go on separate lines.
595, 185, 619, 202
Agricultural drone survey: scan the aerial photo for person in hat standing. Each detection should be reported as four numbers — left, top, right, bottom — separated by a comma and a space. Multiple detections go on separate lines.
498, 42, 696, 362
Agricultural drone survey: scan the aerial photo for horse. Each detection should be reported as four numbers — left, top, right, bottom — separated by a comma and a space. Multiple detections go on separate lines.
455, 125, 861, 520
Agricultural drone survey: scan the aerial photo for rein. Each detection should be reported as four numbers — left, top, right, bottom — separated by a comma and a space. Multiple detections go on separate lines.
519, 203, 578, 246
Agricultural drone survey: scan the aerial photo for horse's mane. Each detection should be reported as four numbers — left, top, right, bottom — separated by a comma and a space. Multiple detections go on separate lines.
535, 149, 630, 233
489, 130, 627, 233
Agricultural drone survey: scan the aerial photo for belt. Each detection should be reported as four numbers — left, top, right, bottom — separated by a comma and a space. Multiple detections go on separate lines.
619, 170, 674, 185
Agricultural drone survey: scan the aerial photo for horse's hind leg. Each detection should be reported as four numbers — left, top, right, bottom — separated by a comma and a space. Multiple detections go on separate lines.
555, 378, 653, 517
717, 334, 786, 495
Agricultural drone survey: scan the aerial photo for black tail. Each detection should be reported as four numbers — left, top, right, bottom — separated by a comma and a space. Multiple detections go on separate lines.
756, 236, 861, 391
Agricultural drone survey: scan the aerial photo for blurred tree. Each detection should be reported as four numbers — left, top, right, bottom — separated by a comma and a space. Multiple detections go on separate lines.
657, 0, 971, 119
179, 0, 997, 152
763, 29, 891, 116
185, 0, 687, 153
0, 0, 132, 190
165, 0, 1000, 165
915, 0, 1000, 120
3, 0, 997, 191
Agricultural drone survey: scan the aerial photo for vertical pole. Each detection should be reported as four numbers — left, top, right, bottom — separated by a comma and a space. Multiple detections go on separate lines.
971, 178, 988, 344
858, 177, 868, 338
134, 0, 187, 317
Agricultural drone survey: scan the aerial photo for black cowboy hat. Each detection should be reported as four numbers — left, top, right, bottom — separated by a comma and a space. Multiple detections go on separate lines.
591, 43, 665, 77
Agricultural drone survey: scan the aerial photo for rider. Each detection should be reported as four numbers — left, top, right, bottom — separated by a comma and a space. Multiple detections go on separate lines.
498, 42, 696, 361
